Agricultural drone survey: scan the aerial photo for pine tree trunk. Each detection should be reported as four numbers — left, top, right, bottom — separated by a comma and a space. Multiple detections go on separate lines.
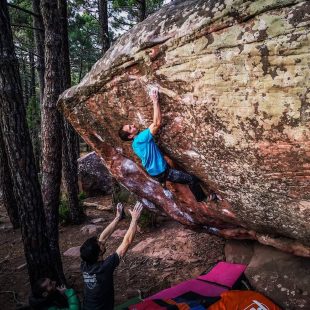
62, 121, 81, 223
28, 39, 41, 171
78, 55, 83, 82
32, 0, 45, 105
0, 0, 56, 288
0, 126, 19, 229
137, 0, 146, 22
98, 0, 110, 53
40, 0, 66, 283
58, 0, 82, 224
29, 43, 36, 100
31, 0, 44, 171
22, 56, 29, 106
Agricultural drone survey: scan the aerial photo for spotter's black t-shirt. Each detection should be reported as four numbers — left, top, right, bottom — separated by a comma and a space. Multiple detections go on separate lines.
81, 253, 120, 310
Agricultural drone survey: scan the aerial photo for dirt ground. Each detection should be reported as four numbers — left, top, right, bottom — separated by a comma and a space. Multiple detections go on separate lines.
0, 195, 225, 309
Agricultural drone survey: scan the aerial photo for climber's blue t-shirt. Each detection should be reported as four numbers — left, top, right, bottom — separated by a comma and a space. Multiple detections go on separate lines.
132, 128, 167, 176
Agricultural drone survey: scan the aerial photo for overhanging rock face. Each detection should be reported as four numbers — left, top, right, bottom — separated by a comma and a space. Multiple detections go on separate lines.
58, 0, 310, 256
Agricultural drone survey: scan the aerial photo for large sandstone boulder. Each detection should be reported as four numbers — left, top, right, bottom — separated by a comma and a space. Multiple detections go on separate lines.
58, 0, 310, 256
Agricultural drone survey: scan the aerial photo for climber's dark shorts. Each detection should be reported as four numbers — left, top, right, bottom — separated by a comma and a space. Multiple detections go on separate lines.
152, 166, 205, 202
152, 167, 170, 184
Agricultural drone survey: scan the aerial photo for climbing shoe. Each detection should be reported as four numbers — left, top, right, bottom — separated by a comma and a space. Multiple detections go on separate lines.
205, 192, 223, 202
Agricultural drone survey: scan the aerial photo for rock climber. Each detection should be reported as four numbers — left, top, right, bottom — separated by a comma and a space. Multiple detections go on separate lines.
80, 202, 143, 310
118, 85, 221, 202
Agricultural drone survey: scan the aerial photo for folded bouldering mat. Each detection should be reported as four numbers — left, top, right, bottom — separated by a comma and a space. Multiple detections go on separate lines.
126, 262, 249, 309
145, 279, 226, 301
197, 262, 247, 288
126, 262, 281, 309
146, 262, 247, 300
128, 290, 281, 310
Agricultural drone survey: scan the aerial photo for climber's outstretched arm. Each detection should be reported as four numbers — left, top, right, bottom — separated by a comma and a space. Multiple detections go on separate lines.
148, 86, 161, 135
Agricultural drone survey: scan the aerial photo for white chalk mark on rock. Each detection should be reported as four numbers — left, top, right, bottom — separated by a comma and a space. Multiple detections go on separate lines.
121, 159, 139, 173
94, 133, 104, 142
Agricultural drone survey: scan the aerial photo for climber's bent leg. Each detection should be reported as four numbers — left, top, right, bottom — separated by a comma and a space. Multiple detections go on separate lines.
165, 168, 206, 202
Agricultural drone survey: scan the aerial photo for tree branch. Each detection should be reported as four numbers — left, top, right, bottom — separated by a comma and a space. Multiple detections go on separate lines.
11, 23, 44, 32
110, 12, 136, 27
84, 9, 100, 22
7, 3, 40, 18
112, 5, 139, 11
15, 45, 42, 59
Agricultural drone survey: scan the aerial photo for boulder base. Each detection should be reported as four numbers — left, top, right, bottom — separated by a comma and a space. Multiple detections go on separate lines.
245, 244, 310, 309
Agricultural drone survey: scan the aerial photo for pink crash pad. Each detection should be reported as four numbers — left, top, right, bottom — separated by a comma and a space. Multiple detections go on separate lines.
146, 279, 226, 300
197, 262, 246, 288
146, 262, 247, 301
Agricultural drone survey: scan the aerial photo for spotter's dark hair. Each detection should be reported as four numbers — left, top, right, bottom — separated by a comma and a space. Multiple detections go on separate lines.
80, 236, 100, 264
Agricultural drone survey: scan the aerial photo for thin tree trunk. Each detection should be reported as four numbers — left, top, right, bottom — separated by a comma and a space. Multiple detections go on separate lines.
0, 126, 19, 229
30, 106, 41, 172
22, 56, 29, 106
0, 0, 56, 288
62, 121, 81, 223
31, 0, 44, 171
137, 0, 146, 22
98, 0, 110, 53
40, 0, 65, 284
32, 0, 45, 105
29, 43, 36, 99
28, 37, 41, 171
58, 0, 82, 224
78, 53, 83, 82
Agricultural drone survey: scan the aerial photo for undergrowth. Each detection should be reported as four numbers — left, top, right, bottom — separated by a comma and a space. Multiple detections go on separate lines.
139, 209, 157, 229
59, 191, 87, 224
